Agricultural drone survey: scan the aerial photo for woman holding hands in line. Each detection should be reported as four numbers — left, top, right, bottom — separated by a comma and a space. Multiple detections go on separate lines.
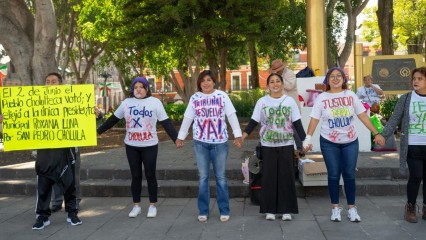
175, 70, 242, 223
97, 77, 179, 219
241, 73, 306, 221
380, 67, 426, 223
303, 67, 385, 223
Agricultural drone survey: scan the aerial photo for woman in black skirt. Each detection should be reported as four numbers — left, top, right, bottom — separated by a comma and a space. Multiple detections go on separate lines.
241, 73, 306, 221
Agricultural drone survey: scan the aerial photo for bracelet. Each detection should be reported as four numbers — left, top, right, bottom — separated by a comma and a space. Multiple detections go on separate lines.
373, 132, 380, 137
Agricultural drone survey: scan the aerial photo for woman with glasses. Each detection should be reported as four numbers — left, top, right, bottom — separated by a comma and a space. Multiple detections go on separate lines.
176, 70, 243, 223
241, 73, 306, 221
303, 67, 385, 223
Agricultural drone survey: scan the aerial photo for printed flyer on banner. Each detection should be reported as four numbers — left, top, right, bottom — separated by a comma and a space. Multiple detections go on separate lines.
1, 84, 97, 151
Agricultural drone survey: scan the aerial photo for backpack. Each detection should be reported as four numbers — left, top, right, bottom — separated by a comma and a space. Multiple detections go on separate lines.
296, 66, 315, 78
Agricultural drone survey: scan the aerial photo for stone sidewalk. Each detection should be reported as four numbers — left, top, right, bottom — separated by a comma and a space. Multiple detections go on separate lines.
0, 195, 425, 240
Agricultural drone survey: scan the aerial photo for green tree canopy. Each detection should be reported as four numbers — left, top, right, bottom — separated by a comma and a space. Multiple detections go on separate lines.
361, 0, 426, 55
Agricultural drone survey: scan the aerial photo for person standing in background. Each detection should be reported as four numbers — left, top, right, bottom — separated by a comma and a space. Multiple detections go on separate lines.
51, 148, 81, 212
44, 73, 81, 213
268, 59, 299, 111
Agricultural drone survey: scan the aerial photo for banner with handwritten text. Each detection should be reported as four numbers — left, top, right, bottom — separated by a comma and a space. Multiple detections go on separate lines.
1, 85, 97, 151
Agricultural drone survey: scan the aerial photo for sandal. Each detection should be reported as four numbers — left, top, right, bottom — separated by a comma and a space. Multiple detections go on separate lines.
220, 215, 230, 222
198, 215, 208, 222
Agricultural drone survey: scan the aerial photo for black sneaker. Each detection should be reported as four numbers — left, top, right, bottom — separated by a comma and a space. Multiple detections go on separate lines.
67, 213, 82, 226
32, 217, 50, 230
51, 205, 62, 213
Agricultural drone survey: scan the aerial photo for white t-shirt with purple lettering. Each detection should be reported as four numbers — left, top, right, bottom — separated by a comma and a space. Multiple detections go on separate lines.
251, 95, 301, 147
310, 90, 365, 144
184, 90, 236, 144
114, 97, 168, 147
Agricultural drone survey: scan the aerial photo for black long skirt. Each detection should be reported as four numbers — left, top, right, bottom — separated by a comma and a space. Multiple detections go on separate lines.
259, 145, 298, 214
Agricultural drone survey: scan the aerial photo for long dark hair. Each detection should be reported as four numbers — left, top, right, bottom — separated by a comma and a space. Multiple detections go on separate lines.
197, 70, 216, 92
266, 73, 283, 85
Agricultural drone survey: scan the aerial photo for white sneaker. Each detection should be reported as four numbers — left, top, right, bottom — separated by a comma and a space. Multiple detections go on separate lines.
331, 207, 342, 222
282, 214, 292, 221
147, 205, 157, 218
265, 213, 276, 221
348, 207, 361, 222
128, 206, 141, 218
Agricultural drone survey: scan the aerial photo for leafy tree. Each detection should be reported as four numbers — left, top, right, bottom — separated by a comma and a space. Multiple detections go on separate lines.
359, 6, 381, 50
361, 0, 425, 56
394, 0, 425, 55
79, 0, 307, 103
258, 0, 307, 69
326, 0, 369, 68
118, 0, 204, 101
78, 0, 142, 94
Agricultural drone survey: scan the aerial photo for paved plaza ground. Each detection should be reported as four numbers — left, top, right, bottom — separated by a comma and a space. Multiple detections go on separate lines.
1, 195, 425, 240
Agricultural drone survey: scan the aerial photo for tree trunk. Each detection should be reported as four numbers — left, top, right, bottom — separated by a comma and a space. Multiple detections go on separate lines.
407, 38, 424, 55
219, 46, 227, 91
326, 0, 339, 68
77, 43, 105, 84
376, 0, 394, 55
338, 14, 356, 68
174, 70, 193, 103
59, 10, 77, 80
116, 67, 129, 97
338, 0, 369, 68
247, 40, 259, 89
203, 33, 219, 82
32, 0, 57, 85
0, 0, 57, 86
0, 14, 34, 85
168, 54, 203, 104
169, 71, 185, 102
0, 0, 34, 85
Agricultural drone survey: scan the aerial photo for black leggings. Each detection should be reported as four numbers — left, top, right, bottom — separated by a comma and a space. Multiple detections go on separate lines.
125, 144, 158, 203
406, 145, 426, 205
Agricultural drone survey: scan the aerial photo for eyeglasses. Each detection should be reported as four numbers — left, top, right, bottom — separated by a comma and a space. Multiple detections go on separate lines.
329, 75, 343, 80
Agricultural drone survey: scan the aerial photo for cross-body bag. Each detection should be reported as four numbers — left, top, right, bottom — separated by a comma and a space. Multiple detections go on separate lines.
256, 96, 288, 159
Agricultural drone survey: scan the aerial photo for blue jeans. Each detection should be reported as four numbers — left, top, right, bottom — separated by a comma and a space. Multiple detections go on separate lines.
320, 136, 359, 205
193, 140, 230, 216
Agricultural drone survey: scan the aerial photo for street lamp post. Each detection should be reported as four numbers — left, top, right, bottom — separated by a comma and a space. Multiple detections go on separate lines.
99, 71, 111, 113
